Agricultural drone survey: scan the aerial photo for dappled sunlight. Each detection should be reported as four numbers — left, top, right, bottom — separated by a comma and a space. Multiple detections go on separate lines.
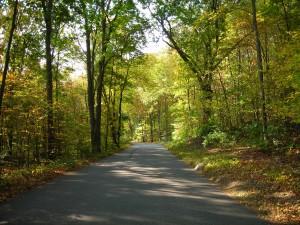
140, 188, 230, 203
68, 214, 108, 222
273, 191, 296, 200
0, 143, 268, 225
108, 164, 242, 206
94, 161, 130, 168
67, 171, 85, 176
111, 168, 202, 189
230, 190, 258, 199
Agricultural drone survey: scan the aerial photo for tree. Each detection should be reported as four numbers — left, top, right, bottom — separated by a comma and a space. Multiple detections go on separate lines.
0, 0, 299, 167
40, 0, 55, 156
0, 0, 18, 114
141, 0, 248, 131
251, 0, 268, 145
76, 0, 98, 153
76, 0, 147, 152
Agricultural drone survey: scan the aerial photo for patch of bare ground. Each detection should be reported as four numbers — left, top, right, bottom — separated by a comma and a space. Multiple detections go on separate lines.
202, 147, 300, 225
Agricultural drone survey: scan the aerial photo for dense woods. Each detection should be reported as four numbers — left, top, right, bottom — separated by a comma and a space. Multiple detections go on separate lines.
0, 0, 299, 223
136, 0, 300, 151
0, 0, 299, 175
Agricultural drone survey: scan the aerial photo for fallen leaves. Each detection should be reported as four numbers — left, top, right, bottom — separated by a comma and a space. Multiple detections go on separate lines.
0, 158, 90, 202
0, 147, 128, 203
168, 143, 300, 225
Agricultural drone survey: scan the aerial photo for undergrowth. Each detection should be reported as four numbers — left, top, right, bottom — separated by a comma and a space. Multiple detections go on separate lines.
166, 141, 300, 225
0, 157, 89, 201
0, 145, 129, 202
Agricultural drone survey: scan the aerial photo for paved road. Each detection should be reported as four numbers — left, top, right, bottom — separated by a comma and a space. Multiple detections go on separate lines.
0, 143, 268, 225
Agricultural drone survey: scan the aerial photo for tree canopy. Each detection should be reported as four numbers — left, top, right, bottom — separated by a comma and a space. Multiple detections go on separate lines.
0, 0, 299, 161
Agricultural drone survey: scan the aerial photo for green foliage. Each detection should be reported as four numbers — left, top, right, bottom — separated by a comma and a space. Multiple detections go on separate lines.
202, 130, 236, 148
166, 141, 205, 166
166, 141, 239, 171
263, 168, 289, 183
241, 122, 263, 141
203, 155, 239, 174
0, 0, 300, 203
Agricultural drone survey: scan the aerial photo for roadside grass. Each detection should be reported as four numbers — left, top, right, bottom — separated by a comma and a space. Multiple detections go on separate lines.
166, 141, 300, 225
0, 145, 130, 202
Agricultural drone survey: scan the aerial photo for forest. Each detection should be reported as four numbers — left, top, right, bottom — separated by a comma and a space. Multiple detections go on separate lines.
0, 0, 299, 223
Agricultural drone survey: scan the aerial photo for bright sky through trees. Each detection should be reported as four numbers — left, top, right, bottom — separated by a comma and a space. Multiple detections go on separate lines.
142, 32, 167, 53
0, 1, 299, 223
70, 35, 166, 79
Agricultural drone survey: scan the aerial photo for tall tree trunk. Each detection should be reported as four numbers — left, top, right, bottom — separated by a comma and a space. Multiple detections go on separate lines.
280, 0, 290, 34
0, 0, 18, 114
218, 72, 232, 128
117, 65, 129, 147
0, 114, 3, 152
93, 60, 104, 153
150, 113, 154, 142
110, 89, 118, 147
236, 49, 243, 127
42, 0, 55, 156
187, 77, 191, 111
157, 102, 161, 141
84, 16, 96, 152
93, 0, 107, 153
199, 73, 213, 126
104, 87, 111, 152
164, 95, 169, 142
251, 0, 268, 145
55, 51, 61, 155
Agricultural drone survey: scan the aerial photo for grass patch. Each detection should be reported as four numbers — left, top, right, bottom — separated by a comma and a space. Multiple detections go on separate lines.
166, 141, 300, 225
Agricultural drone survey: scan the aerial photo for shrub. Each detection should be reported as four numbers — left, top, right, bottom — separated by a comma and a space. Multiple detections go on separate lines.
203, 130, 235, 148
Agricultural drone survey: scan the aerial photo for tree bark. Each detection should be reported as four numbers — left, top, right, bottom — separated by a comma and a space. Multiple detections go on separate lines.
110, 89, 118, 147
157, 102, 161, 141
117, 66, 129, 147
218, 72, 232, 129
251, 0, 268, 145
200, 73, 213, 126
84, 14, 96, 152
150, 113, 154, 142
104, 86, 111, 152
0, 0, 18, 114
158, 12, 214, 127
164, 95, 169, 142
41, 0, 55, 156
93, 0, 107, 153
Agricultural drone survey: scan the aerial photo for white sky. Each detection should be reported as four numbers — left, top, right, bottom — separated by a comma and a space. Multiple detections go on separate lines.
142, 37, 167, 53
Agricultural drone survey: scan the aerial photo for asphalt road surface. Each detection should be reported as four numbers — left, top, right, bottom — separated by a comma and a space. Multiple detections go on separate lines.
0, 143, 268, 225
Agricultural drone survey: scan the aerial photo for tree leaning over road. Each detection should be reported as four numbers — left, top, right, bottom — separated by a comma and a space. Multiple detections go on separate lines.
0, 1, 299, 223
0, 0, 299, 164
140, 0, 253, 130
135, 0, 300, 150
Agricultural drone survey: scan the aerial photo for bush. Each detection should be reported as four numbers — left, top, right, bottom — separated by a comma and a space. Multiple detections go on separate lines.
202, 130, 235, 148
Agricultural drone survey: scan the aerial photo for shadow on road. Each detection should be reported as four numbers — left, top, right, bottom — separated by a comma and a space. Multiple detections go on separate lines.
0, 143, 269, 225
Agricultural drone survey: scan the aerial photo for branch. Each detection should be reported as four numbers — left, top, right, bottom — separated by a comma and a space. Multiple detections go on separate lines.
212, 31, 252, 70
159, 18, 203, 79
